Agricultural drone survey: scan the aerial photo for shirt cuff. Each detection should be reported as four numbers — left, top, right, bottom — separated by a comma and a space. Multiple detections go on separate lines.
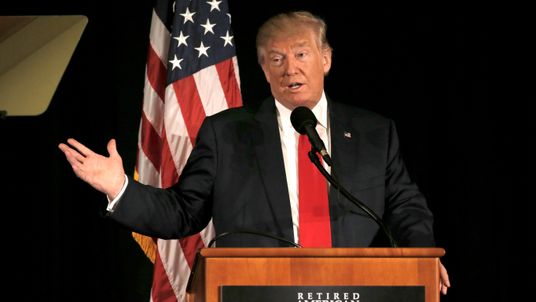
106, 174, 129, 212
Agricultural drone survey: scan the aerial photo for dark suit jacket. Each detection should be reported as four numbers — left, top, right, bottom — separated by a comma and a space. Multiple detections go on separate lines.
110, 97, 435, 247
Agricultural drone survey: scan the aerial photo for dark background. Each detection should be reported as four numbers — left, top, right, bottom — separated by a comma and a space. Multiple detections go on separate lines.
1, 1, 522, 301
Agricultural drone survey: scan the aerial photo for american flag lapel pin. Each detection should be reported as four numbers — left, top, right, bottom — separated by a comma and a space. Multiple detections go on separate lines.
344, 131, 352, 139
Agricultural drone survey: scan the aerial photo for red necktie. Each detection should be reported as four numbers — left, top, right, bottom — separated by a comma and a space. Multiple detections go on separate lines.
298, 134, 332, 247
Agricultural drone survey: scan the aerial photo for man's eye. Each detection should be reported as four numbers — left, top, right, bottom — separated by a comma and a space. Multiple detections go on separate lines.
271, 57, 283, 65
297, 52, 307, 59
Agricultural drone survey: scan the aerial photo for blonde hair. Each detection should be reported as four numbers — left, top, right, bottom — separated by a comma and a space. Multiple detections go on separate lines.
256, 11, 332, 64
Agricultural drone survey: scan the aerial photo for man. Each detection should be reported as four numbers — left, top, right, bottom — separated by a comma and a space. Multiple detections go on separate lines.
59, 11, 450, 294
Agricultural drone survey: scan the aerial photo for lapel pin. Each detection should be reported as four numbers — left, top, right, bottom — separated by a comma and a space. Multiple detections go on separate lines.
344, 131, 352, 139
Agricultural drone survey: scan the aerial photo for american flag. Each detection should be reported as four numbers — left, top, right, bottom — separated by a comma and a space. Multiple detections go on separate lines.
132, 0, 242, 301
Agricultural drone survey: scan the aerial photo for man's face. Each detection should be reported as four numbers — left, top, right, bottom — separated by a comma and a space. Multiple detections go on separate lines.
260, 28, 332, 110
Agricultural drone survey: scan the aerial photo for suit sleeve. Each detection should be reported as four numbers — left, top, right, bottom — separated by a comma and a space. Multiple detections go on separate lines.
108, 117, 218, 239
384, 120, 435, 247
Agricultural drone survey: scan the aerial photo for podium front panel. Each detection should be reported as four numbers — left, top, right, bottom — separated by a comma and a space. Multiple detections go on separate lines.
187, 248, 444, 302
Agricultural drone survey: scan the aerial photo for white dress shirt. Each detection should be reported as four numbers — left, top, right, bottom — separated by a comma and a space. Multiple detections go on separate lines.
274, 92, 330, 244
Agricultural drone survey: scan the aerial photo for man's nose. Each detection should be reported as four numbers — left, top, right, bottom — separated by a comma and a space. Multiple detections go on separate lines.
284, 56, 299, 75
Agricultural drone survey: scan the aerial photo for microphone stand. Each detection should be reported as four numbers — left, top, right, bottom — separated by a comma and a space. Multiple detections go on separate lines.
207, 229, 301, 248
187, 230, 301, 292
308, 150, 399, 248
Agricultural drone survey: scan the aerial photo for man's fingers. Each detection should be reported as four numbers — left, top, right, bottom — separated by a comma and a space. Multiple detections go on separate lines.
66, 138, 93, 157
61, 148, 83, 169
107, 139, 118, 157
59, 143, 86, 164
439, 261, 450, 295
440, 263, 451, 287
58, 143, 71, 154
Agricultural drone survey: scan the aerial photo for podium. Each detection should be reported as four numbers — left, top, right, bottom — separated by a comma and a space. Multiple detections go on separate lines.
186, 247, 444, 302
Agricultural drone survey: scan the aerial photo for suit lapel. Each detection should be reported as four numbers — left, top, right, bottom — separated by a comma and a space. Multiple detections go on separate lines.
328, 100, 360, 246
328, 100, 358, 185
253, 98, 295, 242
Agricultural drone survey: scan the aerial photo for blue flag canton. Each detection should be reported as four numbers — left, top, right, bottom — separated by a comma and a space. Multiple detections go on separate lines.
167, 0, 236, 83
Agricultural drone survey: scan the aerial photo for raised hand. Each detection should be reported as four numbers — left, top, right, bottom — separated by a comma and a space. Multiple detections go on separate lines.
58, 138, 126, 199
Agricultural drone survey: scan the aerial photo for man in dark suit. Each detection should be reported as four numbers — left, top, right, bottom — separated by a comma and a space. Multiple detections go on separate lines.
59, 10, 450, 294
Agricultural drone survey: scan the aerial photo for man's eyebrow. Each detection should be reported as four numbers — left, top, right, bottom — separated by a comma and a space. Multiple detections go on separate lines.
267, 49, 285, 56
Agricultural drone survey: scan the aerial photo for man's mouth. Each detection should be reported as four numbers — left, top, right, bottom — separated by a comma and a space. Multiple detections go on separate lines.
288, 82, 303, 89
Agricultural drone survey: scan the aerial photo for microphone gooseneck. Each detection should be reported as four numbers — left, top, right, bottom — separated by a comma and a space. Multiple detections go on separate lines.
207, 230, 302, 248
307, 147, 399, 248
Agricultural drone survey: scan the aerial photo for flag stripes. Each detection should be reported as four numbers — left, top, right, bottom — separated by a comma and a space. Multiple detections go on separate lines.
133, 1, 242, 301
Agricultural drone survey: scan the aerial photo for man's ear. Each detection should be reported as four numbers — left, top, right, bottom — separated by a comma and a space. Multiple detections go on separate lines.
260, 63, 271, 83
322, 48, 332, 75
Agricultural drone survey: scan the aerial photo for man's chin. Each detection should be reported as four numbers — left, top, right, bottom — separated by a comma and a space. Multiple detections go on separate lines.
276, 96, 317, 110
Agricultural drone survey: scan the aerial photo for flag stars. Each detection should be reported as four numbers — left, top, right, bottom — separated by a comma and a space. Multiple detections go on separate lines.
200, 18, 216, 35
220, 30, 233, 47
206, 0, 222, 12
169, 55, 184, 70
195, 42, 210, 58
173, 31, 189, 47
180, 7, 196, 24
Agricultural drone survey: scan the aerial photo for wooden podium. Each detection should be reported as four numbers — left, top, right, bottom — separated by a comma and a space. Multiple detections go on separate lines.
186, 247, 444, 302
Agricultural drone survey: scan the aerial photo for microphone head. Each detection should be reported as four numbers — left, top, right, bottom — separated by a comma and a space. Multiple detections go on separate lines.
290, 106, 317, 134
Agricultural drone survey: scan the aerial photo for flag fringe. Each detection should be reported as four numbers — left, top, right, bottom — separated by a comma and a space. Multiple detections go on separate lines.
132, 232, 157, 264
132, 169, 157, 263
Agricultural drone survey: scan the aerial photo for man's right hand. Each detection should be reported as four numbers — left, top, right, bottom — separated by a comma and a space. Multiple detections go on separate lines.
58, 138, 126, 199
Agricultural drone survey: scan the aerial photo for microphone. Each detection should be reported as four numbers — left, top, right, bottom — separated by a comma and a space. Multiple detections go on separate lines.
290, 106, 333, 166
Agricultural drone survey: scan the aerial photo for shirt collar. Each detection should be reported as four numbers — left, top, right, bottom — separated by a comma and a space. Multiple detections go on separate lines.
275, 91, 328, 134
